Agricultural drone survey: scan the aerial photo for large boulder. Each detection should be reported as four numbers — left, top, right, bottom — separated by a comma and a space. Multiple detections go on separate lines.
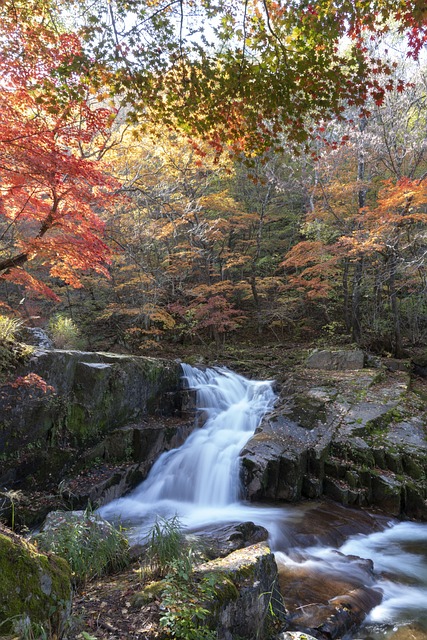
0, 523, 72, 636
0, 349, 182, 456
0, 350, 187, 521
199, 542, 286, 640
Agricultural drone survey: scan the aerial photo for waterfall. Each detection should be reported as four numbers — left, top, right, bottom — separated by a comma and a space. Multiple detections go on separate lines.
99, 363, 427, 638
99, 364, 278, 529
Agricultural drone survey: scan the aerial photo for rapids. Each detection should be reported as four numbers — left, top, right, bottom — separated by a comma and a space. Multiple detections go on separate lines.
99, 364, 427, 639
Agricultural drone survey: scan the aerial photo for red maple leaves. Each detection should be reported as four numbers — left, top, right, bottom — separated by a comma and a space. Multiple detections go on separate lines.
0, 12, 118, 300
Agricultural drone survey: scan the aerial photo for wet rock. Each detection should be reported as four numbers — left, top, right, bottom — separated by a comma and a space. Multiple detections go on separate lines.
241, 365, 427, 520
56, 417, 196, 510
196, 521, 269, 559
371, 473, 402, 515
278, 548, 382, 640
241, 415, 323, 502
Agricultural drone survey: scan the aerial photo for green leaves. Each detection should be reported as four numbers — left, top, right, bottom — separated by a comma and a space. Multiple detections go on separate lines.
59, 0, 426, 154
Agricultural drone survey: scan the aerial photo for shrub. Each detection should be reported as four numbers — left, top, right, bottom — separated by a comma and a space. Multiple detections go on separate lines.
0, 314, 31, 384
144, 515, 190, 578
0, 314, 24, 342
48, 314, 86, 350
145, 517, 216, 640
160, 560, 217, 640
35, 509, 129, 585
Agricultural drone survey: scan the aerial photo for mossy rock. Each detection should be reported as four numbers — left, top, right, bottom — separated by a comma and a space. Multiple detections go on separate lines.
198, 542, 286, 639
0, 524, 72, 636
131, 580, 164, 609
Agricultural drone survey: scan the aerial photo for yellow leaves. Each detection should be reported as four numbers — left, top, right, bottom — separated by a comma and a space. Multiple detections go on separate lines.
142, 303, 175, 330
340, 178, 427, 256
224, 255, 252, 269
373, 177, 427, 216
189, 281, 235, 298
199, 191, 244, 216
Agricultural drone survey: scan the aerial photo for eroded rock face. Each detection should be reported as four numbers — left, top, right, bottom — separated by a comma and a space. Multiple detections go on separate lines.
0, 350, 199, 527
0, 523, 72, 636
0, 349, 182, 455
241, 364, 427, 519
0, 350, 187, 512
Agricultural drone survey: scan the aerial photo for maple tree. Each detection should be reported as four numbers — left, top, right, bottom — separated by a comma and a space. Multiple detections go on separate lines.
2, 0, 427, 355
0, 2, 118, 301
90, 128, 247, 349
67, 128, 296, 349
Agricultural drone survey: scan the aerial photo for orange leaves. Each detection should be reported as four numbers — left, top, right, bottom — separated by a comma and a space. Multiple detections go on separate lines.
339, 178, 427, 257
372, 177, 427, 216
280, 240, 341, 300
8, 373, 55, 394
2, 269, 59, 300
281, 241, 329, 269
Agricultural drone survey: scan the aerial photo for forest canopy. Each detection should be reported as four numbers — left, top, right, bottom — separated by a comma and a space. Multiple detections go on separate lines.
2, 0, 427, 151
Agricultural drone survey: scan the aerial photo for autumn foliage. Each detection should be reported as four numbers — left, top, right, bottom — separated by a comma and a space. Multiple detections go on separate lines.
0, 5, 117, 300
1, 0, 427, 357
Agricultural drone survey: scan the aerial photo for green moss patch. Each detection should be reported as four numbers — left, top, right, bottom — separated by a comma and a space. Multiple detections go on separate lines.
0, 524, 71, 636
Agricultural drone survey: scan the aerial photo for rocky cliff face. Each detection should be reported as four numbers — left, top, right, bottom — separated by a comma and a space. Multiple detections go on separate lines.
1, 349, 182, 454
241, 350, 427, 519
0, 349, 193, 524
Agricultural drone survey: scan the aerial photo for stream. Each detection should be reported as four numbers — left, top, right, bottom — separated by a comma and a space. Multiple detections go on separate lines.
99, 364, 427, 639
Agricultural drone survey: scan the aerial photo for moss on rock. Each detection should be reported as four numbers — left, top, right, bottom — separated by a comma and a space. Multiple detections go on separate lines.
0, 524, 72, 636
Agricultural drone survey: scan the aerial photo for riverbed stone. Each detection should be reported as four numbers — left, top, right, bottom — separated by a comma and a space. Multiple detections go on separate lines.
196, 521, 269, 558
278, 533, 382, 640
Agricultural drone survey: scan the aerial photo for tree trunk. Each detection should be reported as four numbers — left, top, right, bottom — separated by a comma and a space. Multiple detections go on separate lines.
351, 258, 363, 343
342, 257, 351, 332
351, 115, 368, 344
389, 249, 402, 357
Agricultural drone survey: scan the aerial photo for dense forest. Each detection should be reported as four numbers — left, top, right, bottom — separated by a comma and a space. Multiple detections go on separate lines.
1, 0, 427, 358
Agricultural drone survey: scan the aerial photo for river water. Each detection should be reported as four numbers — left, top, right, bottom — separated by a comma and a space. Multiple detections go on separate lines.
99, 364, 427, 639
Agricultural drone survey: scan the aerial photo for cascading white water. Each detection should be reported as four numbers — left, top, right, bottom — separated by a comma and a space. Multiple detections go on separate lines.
99, 363, 427, 639
99, 364, 278, 530
135, 364, 276, 506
